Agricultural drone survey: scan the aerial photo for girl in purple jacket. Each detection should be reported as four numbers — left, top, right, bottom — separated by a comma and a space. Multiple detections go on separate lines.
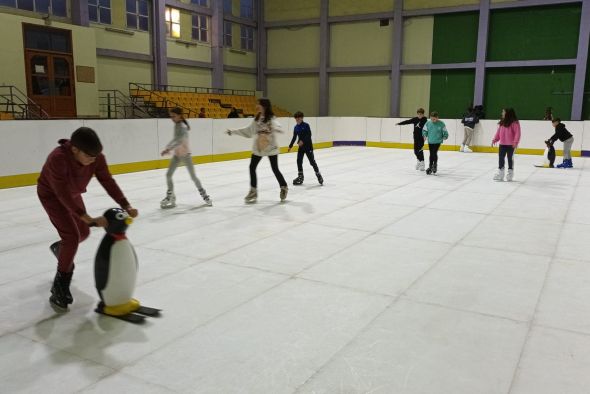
492, 108, 521, 182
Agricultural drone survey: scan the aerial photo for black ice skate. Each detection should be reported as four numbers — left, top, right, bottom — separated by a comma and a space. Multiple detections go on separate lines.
316, 172, 324, 185
49, 271, 71, 312
293, 172, 304, 185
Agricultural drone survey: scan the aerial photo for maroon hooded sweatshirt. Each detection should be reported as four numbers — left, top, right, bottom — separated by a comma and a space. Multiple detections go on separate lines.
37, 139, 130, 272
37, 139, 129, 214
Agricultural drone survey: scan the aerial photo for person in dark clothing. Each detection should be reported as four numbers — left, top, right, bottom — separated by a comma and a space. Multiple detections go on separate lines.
543, 139, 556, 168
544, 107, 553, 121
460, 107, 479, 153
288, 111, 323, 185
227, 107, 240, 118
37, 127, 138, 311
397, 108, 427, 171
548, 118, 574, 168
474, 105, 485, 120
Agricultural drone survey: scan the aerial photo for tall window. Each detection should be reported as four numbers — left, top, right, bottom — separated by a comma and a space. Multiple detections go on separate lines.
224, 21, 232, 47
192, 14, 209, 42
126, 0, 149, 31
240, 25, 254, 51
88, 0, 111, 24
165, 7, 181, 38
191, 0, 208, 6
0, 0, 67, 16
240, 0, 253, 19
223, 0, 232, 15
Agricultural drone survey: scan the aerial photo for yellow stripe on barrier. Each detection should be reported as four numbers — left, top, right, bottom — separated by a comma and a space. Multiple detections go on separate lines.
0, 141, 579, 189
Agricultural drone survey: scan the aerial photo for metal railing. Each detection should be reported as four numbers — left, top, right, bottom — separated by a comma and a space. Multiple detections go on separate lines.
128, 83, 197, 118
0, 85, 50, 120
98, 89, 152, 119
130, 83, 255, 96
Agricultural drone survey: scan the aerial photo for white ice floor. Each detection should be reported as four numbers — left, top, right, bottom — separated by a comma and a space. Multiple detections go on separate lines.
1, 146, 590, 394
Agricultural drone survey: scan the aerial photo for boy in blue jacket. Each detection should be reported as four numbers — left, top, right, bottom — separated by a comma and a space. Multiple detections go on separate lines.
288, 111, 323, 185
422, 111, 449, 175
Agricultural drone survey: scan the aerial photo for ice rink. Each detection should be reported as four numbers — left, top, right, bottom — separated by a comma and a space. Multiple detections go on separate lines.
1, 146, 590, 393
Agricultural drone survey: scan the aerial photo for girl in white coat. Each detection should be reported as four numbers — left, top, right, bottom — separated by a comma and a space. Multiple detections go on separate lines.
226, 98, 288, 203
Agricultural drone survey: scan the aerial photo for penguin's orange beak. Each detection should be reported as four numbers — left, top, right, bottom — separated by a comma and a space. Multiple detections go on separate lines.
125, 217, 133, 225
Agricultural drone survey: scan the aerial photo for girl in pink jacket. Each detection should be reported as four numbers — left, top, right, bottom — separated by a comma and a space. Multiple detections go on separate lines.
492, 108, 521, 182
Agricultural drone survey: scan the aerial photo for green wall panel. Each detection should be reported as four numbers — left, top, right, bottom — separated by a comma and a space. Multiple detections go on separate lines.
404, 0, 478, 10
265, 0, 320, 21
330, 21, 393, 67
400, 71, 431, 117
488, 4, 581, 61
429, 69, 475, 118
267, 75, 319, 116
329, 73, 391, 116
432, 12, 478, 64
224, 72, 256, 91
402, 16, 434, 65
484, 67, 575, 120
167, 65, 211, 88
329, 0, 394, 17
267, 26, 320, 68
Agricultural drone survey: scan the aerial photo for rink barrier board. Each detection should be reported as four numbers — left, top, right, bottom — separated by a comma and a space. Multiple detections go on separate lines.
367, 141, 583, 157
1, 115, 589, 189
0, 142, 334, 189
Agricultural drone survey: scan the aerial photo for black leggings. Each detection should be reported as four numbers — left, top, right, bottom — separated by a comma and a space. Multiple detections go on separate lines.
413, 132, 425, 162
297, 148, 319, 173
249, 154, 287, 188
498, 145, 515, 170
428, 143, 440, 167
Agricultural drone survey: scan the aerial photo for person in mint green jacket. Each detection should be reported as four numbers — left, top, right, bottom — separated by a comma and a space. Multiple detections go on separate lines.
422, 111, 449, 175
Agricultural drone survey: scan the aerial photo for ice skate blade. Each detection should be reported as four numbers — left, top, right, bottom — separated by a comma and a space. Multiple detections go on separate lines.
49, 296, 68, 313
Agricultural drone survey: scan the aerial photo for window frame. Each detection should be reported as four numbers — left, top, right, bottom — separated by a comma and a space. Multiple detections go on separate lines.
240, 0, 254, 19
191, 13, 210, 43
165, 6, 181, 38
224, 21, 233, 47
223, 0, 232, 15
190, 0, 208, 7
0, 0, 68, 17
88, 0, 112, 25
125, 0, 149, 32
240, 24, 254, 51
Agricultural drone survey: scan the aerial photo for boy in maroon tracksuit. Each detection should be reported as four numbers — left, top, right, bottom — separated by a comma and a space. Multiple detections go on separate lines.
37, 127, 138, 311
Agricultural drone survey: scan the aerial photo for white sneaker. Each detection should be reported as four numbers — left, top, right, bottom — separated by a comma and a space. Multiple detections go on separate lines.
415, 160, 421, 170
493, 169, 505, 182
506, 169, 514, 182
419, 161, 425, 171
459, 144, 465, 152
463, 145, 473, 153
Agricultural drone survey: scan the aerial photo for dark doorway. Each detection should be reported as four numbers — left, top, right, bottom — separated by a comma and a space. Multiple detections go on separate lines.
23, 24, 76, 118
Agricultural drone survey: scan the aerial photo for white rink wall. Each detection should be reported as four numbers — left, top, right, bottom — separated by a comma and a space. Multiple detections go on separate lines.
0, 117, 589, 178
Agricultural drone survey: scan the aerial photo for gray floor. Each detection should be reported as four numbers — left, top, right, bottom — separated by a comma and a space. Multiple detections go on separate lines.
1, 147, 589, 393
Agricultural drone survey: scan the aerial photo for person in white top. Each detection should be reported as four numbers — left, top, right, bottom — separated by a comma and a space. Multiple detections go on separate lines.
226, 98, 288, 203
160, 107, 211, 208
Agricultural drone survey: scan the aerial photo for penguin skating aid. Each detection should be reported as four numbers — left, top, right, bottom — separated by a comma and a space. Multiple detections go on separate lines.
94, 208, 161, 323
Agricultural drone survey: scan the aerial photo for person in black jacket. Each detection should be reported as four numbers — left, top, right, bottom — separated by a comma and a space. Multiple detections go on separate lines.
288, 111, 323, 185
548, 118, 574, 168
460, 107, 479, 153
227, 107, 240, 118
397, 108, 427, 171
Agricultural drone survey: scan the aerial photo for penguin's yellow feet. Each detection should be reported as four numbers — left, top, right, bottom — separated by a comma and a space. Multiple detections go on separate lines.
103, 299, 141, 316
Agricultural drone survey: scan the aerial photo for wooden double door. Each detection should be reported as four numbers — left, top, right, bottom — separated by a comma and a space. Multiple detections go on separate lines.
24, 24, 76, 118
